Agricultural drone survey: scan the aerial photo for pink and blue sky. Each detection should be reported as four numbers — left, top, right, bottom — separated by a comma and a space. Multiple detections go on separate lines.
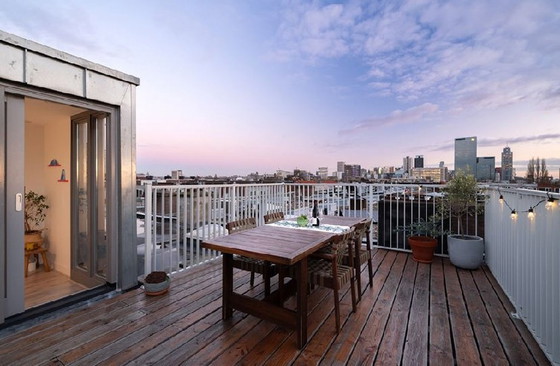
3, 0, 559, 177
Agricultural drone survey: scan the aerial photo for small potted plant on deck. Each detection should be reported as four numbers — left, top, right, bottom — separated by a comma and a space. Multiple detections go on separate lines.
441, 171, 487, 269
396, 216, 447, 263
24, 190, 49, 250
143, 271, 170, 296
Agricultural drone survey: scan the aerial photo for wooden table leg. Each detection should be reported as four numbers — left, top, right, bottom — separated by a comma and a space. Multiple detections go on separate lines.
223, 253, 233, 319
296, 257, 308, 348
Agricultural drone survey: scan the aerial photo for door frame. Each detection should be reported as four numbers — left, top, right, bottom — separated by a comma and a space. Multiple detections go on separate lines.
0, 82, 120, 322
1, 89, 26, 321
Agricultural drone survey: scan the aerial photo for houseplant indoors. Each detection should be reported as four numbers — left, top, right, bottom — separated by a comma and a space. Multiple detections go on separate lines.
396, 216, 447, 263
441, 171, 487, 269
24, 190, 49, 250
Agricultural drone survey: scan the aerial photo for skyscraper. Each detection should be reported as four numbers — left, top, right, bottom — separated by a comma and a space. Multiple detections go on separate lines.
414, 155, 424, 168
454, 136, 477, 176
501, 146, 513, 181
403, 156, 413, 175
476, 157, 495, 181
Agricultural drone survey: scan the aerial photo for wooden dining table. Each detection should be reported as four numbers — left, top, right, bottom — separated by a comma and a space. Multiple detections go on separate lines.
201, 215, 364, 348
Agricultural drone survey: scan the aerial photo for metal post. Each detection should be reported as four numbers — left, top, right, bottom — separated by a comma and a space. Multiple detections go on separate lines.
144, 181, 152, 275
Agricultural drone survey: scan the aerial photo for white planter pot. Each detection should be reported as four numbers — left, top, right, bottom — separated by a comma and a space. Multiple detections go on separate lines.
448, 235, 484, 270
28, 256, 37, 272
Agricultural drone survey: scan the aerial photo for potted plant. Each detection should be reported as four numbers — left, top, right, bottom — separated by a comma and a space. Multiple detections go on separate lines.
441, 171, 487, 269
24, 190, 49, 251
143, 271, 170, 296
396, 216, 447, 263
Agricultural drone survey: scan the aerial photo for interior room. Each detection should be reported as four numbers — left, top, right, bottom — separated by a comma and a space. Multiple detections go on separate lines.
24, 97, 87, 309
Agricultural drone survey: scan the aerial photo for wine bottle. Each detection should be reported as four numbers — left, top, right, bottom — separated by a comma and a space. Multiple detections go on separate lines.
312, 200, 320, 226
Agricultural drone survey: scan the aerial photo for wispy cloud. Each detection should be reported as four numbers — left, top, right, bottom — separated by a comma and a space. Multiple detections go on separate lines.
478, 134, 560, 147
274, 0, 560, 110
429, 134, 560, 152
0, 2, 128, 59
339, 103, 438, 135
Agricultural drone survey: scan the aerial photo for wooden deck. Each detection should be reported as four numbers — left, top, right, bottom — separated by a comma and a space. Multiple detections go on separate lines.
0, 249, 550, 365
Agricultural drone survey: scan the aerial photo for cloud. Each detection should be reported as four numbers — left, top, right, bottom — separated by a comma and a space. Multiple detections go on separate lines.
428, 134, 560, 152
0, 2, 128, 59
274, 0, 560, 110
339, 102, 438, 135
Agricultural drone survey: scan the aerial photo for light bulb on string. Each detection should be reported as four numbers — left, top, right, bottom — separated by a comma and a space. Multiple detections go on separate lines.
511, 209, 517, 219
546, 197, 556, 210
527, 207, 535, 220
499, 194, 504, 203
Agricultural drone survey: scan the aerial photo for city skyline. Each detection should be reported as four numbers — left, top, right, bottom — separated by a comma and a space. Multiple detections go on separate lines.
2, 1, 559, 178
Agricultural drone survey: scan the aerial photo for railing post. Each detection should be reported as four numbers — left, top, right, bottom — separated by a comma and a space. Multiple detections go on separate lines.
144, 181, 153, 275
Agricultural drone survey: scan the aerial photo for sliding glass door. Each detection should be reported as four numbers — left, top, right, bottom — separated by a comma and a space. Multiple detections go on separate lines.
71, 112, 111, 287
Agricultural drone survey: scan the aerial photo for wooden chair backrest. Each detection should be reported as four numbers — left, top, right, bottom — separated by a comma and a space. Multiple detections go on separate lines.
329, 228, 355, 264
353, 220, 370, 241
226, 217, 257, 234
264, 212, 284, 224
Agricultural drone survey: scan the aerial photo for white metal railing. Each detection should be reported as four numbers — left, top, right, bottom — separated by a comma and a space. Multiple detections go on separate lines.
485, 187, 559, 365
138, 182, 465, 276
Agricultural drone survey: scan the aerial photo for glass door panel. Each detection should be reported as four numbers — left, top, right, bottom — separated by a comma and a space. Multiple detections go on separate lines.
71, 112, 109, 288
76, 120, 89, 272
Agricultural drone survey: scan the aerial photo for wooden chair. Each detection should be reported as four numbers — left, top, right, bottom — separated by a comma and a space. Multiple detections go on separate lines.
344, 219, 374, 301
226, 218, 277, 296
264, 211, 284, 224
308, 229, 357, 332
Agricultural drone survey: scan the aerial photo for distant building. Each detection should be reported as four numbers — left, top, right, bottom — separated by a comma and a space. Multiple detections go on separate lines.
476, 157, 495, 181
171, 170, 183, 180
403, 156, 413, 175
276, 170, 291, 179
501, 146, 513, 182
337, 161, 345, 173
414, 155, 424, 168
455, 136, 477, 175
411, 167, 448, 183
439, 161, 445, 168
317, 167, 329, 180
343, 164, 361, 180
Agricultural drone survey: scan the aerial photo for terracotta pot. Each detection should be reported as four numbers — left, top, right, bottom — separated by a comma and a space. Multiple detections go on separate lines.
407, 236, 437, 263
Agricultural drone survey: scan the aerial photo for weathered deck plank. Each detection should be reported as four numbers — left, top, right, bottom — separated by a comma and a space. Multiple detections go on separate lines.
402, 258, 430, 365
0, 249, 551, 366
428, 257, 454, 365
458, 268, 509, 365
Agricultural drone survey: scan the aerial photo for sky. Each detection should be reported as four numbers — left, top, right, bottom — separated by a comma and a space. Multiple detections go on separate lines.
2, 0, 559, 178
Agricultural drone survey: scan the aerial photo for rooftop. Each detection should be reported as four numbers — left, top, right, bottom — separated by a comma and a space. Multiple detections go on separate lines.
0, 249, 549, 365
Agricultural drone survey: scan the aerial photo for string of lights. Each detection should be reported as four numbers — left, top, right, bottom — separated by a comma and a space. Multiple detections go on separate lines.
498, 189, 558, 219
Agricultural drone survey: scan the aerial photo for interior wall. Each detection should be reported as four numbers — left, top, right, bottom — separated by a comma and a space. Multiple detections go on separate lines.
24, 124, 45, 194
24, 105, 72, 276
43, 119, 71, 275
